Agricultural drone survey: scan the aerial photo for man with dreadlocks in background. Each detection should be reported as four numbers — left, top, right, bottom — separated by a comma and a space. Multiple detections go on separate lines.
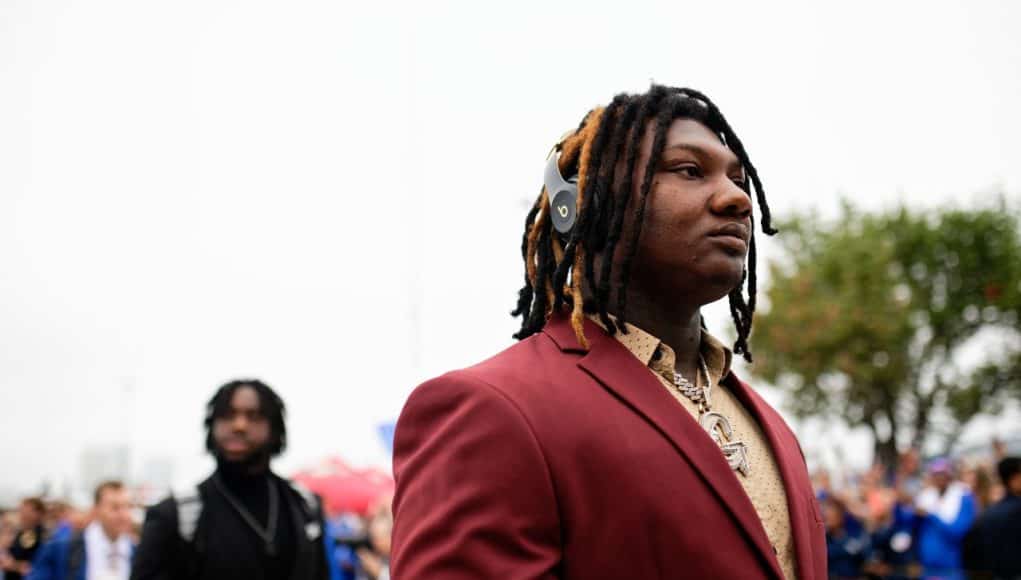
130, 380, 336, 580
391, 85, 826, 580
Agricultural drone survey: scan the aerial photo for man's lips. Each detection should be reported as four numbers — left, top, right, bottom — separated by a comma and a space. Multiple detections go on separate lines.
221, 438, 251, 451
707, 222, 750, 253
708, 222, 750, 242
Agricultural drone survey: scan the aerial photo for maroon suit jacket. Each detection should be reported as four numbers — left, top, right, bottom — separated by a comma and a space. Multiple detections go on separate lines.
392, 316, 826, 579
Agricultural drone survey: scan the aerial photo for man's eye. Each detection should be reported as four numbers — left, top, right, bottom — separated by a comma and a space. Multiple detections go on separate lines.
731, 176, 747, 187
673, 165, 702, 179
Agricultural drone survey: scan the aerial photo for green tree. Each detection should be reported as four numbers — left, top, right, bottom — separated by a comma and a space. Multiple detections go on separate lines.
751, 199, 1021, 467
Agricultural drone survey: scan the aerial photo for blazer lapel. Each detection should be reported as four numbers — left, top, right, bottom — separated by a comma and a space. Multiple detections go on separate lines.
727, 376, 820, 580
545, 317, 784, 580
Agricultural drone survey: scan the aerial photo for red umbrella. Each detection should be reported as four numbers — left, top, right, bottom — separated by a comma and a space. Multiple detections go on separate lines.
291, 457, 394, 517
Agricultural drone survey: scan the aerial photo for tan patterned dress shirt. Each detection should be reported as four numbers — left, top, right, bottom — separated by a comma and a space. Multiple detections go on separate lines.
593, 317, 799, 580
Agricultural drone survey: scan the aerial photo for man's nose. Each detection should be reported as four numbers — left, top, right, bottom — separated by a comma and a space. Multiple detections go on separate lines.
712, 179, 752, 218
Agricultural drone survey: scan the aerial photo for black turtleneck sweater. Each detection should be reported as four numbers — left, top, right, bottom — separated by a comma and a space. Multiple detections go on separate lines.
130, 459, 331, 580
214, 462, 298, 580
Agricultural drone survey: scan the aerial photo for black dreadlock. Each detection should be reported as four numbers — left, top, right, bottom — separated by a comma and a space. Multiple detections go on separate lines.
511, 85, 776, 362
204, 378, 288, 457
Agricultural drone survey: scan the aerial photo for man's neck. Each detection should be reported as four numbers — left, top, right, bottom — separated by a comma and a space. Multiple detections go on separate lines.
609, 286, 703, 380
87, 521, 120, 544
216, 457, 272, 487
99, 524, 120, 543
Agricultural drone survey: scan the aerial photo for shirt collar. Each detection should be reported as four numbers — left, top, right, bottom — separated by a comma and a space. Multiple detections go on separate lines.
588, 315, 733, 386
85, 521, 131, 555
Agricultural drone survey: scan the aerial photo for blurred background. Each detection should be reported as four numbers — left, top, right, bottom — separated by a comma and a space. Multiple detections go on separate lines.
2, 0, 1020, 578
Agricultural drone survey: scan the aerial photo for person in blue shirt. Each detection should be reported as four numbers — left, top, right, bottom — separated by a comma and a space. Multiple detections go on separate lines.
822, 496, 870, 579
896, 458, 976, 580
44, 503, 87, 546
867, 497, 917, 580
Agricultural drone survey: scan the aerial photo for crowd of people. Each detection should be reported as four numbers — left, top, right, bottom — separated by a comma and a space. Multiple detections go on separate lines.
3, 391, 1020, 580
0, 380, 392, 580
0, 484, 133, 580
4, 389, 1019, 580
817, 446, 1021, 579
2, 375, 1016, 580
0, 493, 393, 580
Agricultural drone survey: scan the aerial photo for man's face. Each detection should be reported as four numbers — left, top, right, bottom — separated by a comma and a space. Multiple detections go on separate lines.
814, 470, 831, 490
68, 507, 90, 531
1009, 472, 1021, 495
213, 386, 271, 464
17, 502, 41, 528
95, 488, 132, 537
618, 118, 752, 305
901, 449, 920, 473
822, 501, 843, 531
932, 471, 952, 492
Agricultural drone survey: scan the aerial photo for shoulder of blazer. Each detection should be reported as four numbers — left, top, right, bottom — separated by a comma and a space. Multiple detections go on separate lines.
473, 324, 586, 371
456, 336, 581, 401
729, 373, 808, 463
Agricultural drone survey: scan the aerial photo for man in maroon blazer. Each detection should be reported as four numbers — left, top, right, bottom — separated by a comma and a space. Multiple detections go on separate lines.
391, 85, 827, 579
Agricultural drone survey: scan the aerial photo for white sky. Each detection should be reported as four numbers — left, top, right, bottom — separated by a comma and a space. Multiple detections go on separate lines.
2, 0, 1020, 497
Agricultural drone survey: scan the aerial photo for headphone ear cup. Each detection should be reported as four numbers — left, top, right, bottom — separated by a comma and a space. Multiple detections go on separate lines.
549, 187, 577, 234
544, 151, 579, 234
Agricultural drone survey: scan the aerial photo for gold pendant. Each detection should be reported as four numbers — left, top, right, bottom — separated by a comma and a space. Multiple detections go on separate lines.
699, 411, 750, 476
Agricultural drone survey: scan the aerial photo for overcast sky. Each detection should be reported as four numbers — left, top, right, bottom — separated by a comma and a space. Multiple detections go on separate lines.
2, 0, 1020, 497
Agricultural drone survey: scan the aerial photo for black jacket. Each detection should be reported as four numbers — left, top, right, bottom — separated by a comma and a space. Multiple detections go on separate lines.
130, 473, 328, 580
963, 494, 1021, 579
6, 524, 45, 580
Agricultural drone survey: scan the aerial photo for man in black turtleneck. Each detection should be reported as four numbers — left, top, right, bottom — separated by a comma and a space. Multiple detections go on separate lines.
130, 379, 332, 580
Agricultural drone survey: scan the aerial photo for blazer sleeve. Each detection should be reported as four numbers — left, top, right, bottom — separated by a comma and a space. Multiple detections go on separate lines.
391, 371, 561, 580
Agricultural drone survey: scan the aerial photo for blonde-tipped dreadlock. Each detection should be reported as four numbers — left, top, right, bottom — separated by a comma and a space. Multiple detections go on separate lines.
517, 107, 604, 346
565, 107, 604, 347
510, 85, 777, 362
525, 190, 547, 286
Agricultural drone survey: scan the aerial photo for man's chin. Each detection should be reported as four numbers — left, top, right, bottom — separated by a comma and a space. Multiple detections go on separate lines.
215, 447, 267, 467
221, 451, 253, 463
703, 260, 746, 291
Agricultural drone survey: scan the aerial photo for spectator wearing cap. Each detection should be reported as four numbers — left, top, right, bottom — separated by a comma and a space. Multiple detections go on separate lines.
897, 458, 976, 579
